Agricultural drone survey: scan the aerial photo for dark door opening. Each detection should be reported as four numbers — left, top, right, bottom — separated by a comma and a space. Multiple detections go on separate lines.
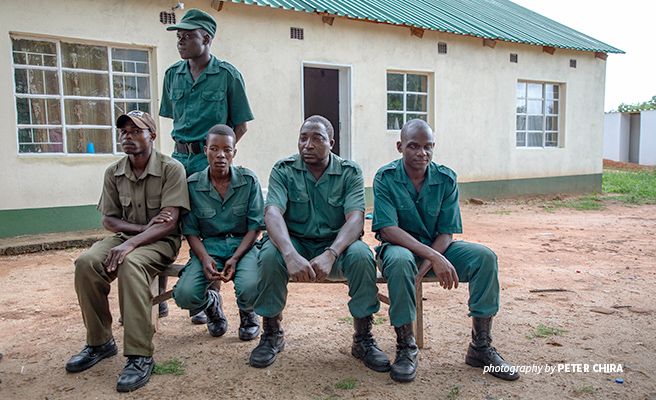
303, 67, 340, 155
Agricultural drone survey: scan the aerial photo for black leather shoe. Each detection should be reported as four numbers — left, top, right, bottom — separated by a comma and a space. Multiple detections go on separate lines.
158, 301, 169, 318
239, 309, 261, 341
191, 310, 207, 324
390, 324, 418, 382
352, 316, 391, 372
65, 338, 118, 373
465, 317, 520, 381
116, 356, 154, 392
206, 290, 228, 337
249, 314, 284, 368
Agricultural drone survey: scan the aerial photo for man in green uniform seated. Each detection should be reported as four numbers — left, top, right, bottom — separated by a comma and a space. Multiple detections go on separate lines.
372, 119, 519, 382
173, 124, 264, 340
65, 111, 190, 392
159, 8, 254, 324
249, 116, 390, 373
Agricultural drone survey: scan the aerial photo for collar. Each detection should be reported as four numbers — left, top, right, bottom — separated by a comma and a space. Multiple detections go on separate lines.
175, 55, 222, 84
290, 152, 343, 175
393, 159, 443, 185
196, 165, 246, 203
114, 149, 162, 181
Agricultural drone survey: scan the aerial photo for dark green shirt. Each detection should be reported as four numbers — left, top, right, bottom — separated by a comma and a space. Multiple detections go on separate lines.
182, 166, 264, 250
372, 159, 462, 246
266, 153, 365, 241
159, 55, 254, 143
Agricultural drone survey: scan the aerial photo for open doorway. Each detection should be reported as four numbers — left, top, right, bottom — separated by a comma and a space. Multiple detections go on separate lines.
302, 63, 352, 159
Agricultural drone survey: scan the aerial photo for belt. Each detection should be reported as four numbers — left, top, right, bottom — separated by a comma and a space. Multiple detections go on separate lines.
215, 233, 243, 239
175, 140, 205, 155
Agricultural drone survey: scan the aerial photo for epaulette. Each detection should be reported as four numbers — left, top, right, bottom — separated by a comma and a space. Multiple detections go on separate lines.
437, 164, 458, 182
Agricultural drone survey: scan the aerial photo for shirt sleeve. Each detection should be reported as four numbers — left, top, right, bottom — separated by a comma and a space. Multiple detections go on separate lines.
181, 184, 201, 237
159, 70, 173, 119
97, 167, 122, 218
437, 179, 463, 234
226, 70, 254, 127
247, 175, 266, 231
264, 164, 288, 214
160, 159, 191, 213
342, 165, 366, 214
371, 170, 399, 232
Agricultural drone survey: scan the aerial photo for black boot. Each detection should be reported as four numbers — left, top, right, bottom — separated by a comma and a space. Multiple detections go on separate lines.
249, 313, 285, 368
239, 309, 261, 341
65, 338, 118, 373
465, 316, 520, 381
351, 315, 391, 372
205, 290, 228, 337
390, 324, 418, 382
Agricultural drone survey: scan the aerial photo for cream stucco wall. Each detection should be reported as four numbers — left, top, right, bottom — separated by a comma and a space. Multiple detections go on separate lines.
1, 0, 608, 212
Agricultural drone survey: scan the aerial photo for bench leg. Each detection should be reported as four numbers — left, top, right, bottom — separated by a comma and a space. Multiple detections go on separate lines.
150, 277, 159, 332
415, 281, 424, 349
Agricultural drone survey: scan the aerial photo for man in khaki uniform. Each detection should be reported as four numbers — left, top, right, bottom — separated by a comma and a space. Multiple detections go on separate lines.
65, 111, 190, 392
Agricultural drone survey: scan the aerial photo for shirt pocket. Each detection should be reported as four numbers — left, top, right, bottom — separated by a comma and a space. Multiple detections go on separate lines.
327, 194, 346, 230
194, 208, 216, 219
202, 89, 228, 121
170, 89, 185, 119
425, 198, 443, 216
286, 189, 310, 224
232, 202, 247, 216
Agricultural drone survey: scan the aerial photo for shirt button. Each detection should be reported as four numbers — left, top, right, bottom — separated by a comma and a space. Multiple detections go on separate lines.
296, 198, 300, 201
138, 204, 141, 207
189, 105, 193, 109
222, 207, 225, 210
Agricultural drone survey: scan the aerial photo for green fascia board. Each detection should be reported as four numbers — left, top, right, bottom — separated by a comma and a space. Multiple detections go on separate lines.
364, 173, 601, 207
230, 0, 623, 54
0, 205, 102, 238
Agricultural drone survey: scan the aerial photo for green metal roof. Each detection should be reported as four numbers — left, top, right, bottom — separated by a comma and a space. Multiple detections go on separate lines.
230, 0, 624, 54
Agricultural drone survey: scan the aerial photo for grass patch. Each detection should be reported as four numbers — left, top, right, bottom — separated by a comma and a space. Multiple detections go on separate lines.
338, 316, 386, 325
487, 210, 511, 215
545, 195, 605, 211
335, 377, 356, 390
445, 384, 465, 400
526, 323, 566, 339
573, 384, 596, 393
603, 169, 656, 203
152, 358, 187, 375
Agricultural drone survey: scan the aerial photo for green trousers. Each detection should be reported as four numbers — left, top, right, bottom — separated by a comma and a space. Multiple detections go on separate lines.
377, 241, 500, 327
74, 234, 178, 356
173, 238, 259, 316
253, 237, 380, 318
172, 151, 208, 175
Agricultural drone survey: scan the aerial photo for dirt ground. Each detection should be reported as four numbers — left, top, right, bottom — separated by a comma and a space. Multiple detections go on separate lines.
1, 197, 655, 400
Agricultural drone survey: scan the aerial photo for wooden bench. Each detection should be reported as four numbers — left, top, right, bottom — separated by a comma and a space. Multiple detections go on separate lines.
151, 264, 437, 348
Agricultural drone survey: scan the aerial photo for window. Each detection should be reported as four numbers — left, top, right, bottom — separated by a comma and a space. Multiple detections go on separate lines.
12, 36, 152, 154
387, 72, 428, 130
516, 82, 560, 147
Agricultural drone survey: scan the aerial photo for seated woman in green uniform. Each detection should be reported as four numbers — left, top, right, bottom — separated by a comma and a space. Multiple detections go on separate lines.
173, 124, 264, 340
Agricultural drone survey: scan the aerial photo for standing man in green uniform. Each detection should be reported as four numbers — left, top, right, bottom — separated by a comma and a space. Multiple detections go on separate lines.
159, 8, 254, 324
65, 111, 190, 392
249, 116, 390, 373
173, 125, 263, 340
372, 119, 519, 382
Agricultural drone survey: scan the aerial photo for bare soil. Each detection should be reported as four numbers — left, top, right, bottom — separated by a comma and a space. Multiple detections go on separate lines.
1, 198, 655, 399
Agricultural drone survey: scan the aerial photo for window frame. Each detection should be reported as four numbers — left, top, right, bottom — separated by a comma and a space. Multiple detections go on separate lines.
516, 80, 561, 149
11, 35, 154, 156
386, 71, 430, 132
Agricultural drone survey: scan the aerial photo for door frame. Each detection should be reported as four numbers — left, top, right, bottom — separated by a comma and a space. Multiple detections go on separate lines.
301, 61, 353, 160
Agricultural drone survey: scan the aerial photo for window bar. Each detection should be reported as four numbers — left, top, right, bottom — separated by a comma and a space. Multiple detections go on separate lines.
56, 40, 68, 155
108, 47, 117, 154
